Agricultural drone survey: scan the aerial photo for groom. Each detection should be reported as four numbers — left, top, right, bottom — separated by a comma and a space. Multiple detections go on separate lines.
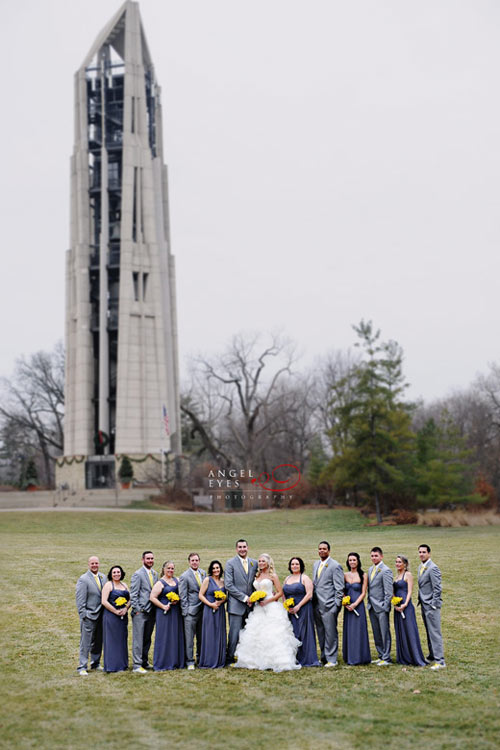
225, 539, 257, 665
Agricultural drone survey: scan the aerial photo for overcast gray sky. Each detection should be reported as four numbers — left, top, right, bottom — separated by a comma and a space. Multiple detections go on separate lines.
1, 0, 499, 401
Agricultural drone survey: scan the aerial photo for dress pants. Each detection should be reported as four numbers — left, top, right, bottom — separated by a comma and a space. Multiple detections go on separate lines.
132, 610, 156, 668
226, 611, 249, 664
369, 608, 391, 662
314, 606, 340, 664
183, 611, 203, 666
78, 614, 103, 670
421, 605, 444, 664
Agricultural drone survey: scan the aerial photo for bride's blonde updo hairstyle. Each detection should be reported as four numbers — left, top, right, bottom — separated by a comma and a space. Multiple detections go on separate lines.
259, 553, 275, 576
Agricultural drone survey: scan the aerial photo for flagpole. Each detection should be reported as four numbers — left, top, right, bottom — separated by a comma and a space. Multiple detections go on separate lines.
161, 404, 170, 488
161, 405, 164, 487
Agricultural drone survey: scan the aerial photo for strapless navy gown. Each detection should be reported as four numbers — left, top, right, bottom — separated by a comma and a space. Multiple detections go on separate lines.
198, 578, 227, 669
153, 579, 185, 670
393, 578, 426, 666
282, 577, 319, 667
103, 587, 129, 672
342, 582, 371, 665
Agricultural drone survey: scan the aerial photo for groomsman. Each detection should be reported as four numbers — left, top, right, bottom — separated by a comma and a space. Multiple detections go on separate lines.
130, 551, 158, 673
367, 546, 393, 665
312, 541, 344, 667
225, 539, 258, 665
417, 544, 446, 670
179, 553, 206, 670
75, 555, 106, 675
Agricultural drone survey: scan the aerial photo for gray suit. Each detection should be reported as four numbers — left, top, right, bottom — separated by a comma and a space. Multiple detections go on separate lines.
312, 557, 344, 665
75, 570, 106, 670
179, 567, 206, 666
130, 566, 158, 669
417, 559, 444, 664
367, 562, 393, 662
225, 554, 257, 663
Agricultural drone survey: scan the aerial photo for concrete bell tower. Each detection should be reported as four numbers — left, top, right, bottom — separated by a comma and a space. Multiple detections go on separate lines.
58, 1, 181, 489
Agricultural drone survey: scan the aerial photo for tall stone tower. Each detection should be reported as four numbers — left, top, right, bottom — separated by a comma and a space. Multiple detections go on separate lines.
57, 1, 181, 489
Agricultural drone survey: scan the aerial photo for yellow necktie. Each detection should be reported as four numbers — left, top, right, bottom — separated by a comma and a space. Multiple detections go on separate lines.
195, 571, 201, 587
419, 565, 426, 578
317, 562, 325, 579
148, 571, 154, 587
370, 566, 377, 581
94, 575, 102, 591
242, 558, 248, 575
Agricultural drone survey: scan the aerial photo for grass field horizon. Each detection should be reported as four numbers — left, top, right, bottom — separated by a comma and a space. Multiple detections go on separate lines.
0, 507, 498, 749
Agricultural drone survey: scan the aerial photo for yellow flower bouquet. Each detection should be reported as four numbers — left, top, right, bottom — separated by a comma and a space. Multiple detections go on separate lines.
164, 591, 180, 614
114, 595, 128, 619
283, 597, 298, 619
342, 594, 359, 616
213, 590, 227, 613
391, 595, 405, 619
249, 590, 267, 605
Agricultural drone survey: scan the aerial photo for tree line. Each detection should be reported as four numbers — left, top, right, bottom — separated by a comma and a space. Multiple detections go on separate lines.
1, 324, 499, 517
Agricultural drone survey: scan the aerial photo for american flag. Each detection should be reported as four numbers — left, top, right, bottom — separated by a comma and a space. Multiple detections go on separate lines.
162, 405, 170, 436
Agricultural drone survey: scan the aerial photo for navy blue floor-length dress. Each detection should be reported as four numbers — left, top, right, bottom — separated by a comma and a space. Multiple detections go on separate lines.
342, 582, 371, 665
198, 578, 227, 669
103, 588, 129, 672
282, 576, 320, 667
393, 577, 426, 666
153, 579, 185, 670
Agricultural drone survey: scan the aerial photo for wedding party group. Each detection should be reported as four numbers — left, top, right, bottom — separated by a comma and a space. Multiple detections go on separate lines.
75, 539, 446, 674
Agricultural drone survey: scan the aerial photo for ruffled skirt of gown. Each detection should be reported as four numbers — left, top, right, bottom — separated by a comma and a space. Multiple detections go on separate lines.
234, 600, 301, 672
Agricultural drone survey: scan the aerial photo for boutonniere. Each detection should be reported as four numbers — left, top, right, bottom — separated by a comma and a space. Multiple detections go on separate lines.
250, 561, 254, 567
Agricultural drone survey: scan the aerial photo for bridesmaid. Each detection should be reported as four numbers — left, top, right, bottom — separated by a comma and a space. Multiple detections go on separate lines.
101, 565, 130, 672
393, 555, 426, 667
150, 561, 185, 670
198, 560, 227, 669
282, 557, 320, 667
342, 552, 371, 665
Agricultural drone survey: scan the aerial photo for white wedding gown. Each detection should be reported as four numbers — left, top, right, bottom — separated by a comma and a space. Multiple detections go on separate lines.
234, 578, 301, 672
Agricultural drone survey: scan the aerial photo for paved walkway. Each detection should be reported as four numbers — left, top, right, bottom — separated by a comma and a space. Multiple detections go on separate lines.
0, 490, 273, 514
0, 488, 159, 510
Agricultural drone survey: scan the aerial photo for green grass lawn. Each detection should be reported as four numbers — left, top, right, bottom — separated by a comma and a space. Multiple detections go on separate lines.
0, 508, 499, 750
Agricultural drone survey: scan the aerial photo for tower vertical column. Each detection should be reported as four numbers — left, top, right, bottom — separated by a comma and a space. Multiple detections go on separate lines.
98, 50, 110, 447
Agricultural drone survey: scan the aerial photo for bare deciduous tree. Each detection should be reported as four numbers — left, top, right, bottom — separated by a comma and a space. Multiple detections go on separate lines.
0, 342, 64, 486
183, 332, 302, 472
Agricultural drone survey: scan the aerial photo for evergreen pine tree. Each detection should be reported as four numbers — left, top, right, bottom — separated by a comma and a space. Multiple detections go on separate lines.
118, 455, 134, 484
323, 320, 415, 522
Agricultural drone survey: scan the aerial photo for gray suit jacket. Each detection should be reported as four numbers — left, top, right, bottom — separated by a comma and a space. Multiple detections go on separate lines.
225, 555, 258, 615
367, 562, 393, 613
75, 570, 106, 620
179, 568, 206, 616
417, 560, 442, 609
312, 557, 344, 613
130, 566, 159, 614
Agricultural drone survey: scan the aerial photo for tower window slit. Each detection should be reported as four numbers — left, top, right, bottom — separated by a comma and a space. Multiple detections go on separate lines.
132, 167, 137, 241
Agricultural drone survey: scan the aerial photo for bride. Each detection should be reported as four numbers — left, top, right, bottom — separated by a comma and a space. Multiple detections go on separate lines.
234, 553, 301, 672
